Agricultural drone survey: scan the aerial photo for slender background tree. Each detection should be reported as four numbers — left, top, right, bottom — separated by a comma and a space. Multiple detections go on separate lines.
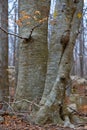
0, 0, 9, 109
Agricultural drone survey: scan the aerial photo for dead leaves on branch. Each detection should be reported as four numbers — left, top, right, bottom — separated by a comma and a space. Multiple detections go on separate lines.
16, 10, 48, 27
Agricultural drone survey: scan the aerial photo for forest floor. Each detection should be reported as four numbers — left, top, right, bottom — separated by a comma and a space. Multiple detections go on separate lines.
1, 72, 86, 130
0, 112, 87, 130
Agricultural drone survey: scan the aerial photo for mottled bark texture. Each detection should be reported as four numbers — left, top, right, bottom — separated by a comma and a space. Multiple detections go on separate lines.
14, 0, 50, 111
35, 0, 83, 125
0, 0, 9, 108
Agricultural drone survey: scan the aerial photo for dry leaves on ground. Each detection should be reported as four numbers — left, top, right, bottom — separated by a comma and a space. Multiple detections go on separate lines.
0, 113, 87, 130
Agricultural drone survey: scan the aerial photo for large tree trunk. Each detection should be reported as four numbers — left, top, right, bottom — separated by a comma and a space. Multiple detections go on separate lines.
14, 0, 50, 111
35, 0, 83, 125
0, 0, 9, 109
40, 0, 72, 105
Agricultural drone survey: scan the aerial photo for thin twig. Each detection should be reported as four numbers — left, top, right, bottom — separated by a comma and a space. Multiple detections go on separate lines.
28, 23, 42, 40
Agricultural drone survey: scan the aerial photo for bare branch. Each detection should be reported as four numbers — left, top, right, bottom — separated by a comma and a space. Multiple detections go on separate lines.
8, 0, 17, 15
3, 101, 16, 114
0, 23, 42, 41
0, 26, 26, 39
13, 99, 40, 108
69, 106, 87, 117
28, 23, 42, 40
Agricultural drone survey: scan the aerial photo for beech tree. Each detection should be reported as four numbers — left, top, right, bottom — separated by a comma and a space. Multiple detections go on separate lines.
13, 0, 83, 127
13, 0, 50, 110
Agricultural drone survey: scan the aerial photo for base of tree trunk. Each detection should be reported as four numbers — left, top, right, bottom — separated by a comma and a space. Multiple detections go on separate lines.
34, 105, 63, 125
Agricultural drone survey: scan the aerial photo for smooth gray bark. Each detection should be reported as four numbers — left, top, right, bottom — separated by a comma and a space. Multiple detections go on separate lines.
14, 0, 50, 111
35, 0, 83, 125
40, 0, 74, 105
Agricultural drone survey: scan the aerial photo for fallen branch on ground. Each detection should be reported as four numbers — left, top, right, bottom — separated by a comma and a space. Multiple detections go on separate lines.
69, 106, 87, 117
13, 99, 40, 108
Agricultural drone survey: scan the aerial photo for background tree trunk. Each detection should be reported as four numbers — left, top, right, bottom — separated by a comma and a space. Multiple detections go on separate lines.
0, 0, 9, 109
79, 24, 84, 77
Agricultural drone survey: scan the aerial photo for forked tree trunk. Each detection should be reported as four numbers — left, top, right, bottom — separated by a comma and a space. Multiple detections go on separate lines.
14, 0, 50, 111
40, 0, 72, 105
35, 0, 83, 125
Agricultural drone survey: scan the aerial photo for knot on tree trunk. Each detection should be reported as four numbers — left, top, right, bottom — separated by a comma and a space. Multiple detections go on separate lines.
60, 30, 70, 46
60, 74, 66, 81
